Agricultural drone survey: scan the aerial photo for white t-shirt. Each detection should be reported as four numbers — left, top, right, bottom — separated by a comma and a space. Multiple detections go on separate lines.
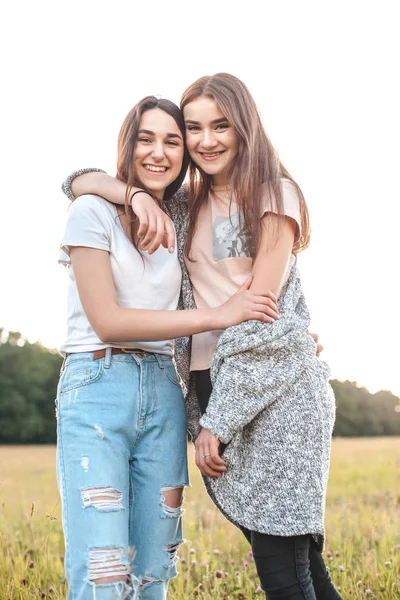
59, 195, 182, 355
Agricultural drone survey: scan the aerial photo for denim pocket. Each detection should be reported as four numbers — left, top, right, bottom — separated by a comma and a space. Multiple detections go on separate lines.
163, 362, 182, 388
59, 360, 104, 394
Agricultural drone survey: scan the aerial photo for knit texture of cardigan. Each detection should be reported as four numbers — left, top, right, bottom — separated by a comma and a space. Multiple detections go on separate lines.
62, 173, 335, 550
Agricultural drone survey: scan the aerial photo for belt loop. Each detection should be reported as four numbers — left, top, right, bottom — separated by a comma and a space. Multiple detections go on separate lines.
60, 355, 67, 374
104, 347, 112, 369
155, 353, 164, 369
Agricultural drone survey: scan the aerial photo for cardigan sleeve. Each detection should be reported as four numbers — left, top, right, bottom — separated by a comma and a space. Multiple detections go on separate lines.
61, 168, 107, 201
199, 338, 316, 444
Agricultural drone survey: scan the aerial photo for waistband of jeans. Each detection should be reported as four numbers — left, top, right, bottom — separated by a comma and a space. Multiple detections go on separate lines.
64, 349, 173, 367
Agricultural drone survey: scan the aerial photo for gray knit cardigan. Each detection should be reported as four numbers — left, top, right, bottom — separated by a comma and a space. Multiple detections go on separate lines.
63, 173, 336, 550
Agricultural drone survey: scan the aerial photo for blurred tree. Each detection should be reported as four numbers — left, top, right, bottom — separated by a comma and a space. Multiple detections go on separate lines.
0, 329, 62, 443
0, 328, 399, 442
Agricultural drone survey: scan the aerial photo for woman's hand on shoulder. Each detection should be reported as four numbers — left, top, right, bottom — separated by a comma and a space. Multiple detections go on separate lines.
131, 191, 175, 255
195, 428, 226, 478
218, 277, 279, 329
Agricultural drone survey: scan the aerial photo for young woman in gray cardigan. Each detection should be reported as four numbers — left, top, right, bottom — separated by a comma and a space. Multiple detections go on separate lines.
63, 73, 342, 599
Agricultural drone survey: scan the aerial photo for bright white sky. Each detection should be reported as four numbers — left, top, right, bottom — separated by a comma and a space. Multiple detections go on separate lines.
1, 1, 399, 396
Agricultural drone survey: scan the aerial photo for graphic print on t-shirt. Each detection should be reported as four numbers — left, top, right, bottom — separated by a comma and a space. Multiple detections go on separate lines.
213, 213, 251, 260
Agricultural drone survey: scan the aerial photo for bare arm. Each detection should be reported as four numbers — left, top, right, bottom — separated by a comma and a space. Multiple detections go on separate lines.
70, 247, 279, 343
250, 213, 296, 297
71, 172, 128, 205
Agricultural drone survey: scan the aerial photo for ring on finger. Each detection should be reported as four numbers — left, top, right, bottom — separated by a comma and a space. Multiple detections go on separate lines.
202, 453, 211, 459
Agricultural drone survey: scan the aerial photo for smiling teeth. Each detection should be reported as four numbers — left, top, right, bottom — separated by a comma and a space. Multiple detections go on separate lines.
144, 165, 167, 172
203, 152, 221, 157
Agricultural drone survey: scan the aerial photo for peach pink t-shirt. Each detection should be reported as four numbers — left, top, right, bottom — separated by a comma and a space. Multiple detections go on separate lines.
185, 178, 301, 371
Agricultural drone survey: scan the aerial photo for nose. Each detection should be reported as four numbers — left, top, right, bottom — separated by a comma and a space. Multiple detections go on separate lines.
151, 141, 165, 161
201, 128, 218, 150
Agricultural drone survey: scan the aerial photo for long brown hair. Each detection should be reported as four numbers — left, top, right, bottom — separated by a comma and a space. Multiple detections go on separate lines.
180, 73, 310, 259
116, 96, 189, 247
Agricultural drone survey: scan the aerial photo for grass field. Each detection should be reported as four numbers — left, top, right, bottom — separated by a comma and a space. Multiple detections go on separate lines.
0, 438, 399, 599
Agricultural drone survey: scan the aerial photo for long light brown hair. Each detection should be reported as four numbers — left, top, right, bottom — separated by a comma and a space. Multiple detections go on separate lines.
116, 96, 189, 248
180, 73, 310, 260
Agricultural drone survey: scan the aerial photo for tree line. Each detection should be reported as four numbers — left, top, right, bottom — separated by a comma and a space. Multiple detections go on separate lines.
1, 329, 399, 443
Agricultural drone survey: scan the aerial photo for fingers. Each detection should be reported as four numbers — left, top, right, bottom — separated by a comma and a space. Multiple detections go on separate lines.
251, 296, 279, 320
237, 276, 253, 293
195, 437, 227, 479
138, 214, 175, 254
250, 312, 276, 324
136, 213, 149, 239
139, 213, 157, 249
147, 216, 167, 254
252, 289, 278, 304
308, 332, 323, 357
164, 218, 176, 254
196, 451, 226, 478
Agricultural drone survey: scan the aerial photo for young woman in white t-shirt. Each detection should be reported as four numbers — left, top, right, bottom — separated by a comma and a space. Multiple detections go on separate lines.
56, 95, 279, 600
60, 75, 339, 600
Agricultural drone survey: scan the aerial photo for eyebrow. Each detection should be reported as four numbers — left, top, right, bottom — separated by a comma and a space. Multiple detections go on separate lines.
138, 128, 183, 140
184, 117, 229, 125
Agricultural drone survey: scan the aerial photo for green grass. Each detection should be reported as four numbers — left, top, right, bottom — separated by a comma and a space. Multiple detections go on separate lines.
0, 439, 399, 599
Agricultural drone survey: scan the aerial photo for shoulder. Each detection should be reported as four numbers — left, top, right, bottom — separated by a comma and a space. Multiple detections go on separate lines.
281, 178, 300, 204
69, 194, 116, 220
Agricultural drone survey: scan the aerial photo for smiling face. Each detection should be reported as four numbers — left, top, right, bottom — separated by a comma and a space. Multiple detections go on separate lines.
183, 96, 239, 187
133, 108, 185, 200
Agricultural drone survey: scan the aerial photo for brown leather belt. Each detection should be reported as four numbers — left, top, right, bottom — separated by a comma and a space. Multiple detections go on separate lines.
92, 348, 148, 360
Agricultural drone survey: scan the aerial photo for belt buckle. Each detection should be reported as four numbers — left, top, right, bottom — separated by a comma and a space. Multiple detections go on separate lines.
122, 348, 146, 359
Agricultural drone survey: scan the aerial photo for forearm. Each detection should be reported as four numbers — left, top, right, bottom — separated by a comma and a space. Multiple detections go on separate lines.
71, 172, 130, 205
94, 306, 221, 343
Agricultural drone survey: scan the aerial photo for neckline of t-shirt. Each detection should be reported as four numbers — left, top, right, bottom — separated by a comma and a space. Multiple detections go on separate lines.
211, 184, 232, 193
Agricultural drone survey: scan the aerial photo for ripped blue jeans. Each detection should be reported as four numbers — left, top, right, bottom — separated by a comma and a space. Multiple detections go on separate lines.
56, 348, 189, 600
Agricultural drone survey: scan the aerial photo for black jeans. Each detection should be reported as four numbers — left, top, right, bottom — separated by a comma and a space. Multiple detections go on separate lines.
241, 528, 342, 599
194, 369, 343, 600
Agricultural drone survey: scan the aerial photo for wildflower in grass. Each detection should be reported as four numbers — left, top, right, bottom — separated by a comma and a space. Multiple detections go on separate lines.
243, 560, 249, 568
191, 560, 197, 566
180, 557, 187, 564
28, 560, 35, 568
255, 586, 263, 594
190, 548, 196, 554
248, 549, 253, 558
365, 589, 374, 597
213, 548, 221, 555
215, 570, 224, 578
357, 580, 363, 588
384, 561, 391, 566
338, 565, 345, 572
335, 551, 340, 557
48, 588, 55, 594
